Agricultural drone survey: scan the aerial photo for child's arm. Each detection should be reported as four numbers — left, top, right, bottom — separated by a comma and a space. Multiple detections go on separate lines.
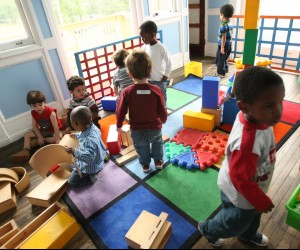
49, 111, 61, 144
161, 48, 172, 82
221, 34, 226, 54
116, 92, 127, 129
64, 109, 72, 134
32, 117, 45, 146
114, 85, 119, 96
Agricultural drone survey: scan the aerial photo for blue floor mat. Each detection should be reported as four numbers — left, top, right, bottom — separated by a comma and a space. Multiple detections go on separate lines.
172, 75, 203, 96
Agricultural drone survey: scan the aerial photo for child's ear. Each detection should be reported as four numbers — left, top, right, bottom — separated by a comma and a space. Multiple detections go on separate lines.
237, 100, 249, 114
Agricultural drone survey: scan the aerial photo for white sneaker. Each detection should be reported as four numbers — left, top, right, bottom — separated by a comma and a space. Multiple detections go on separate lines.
239, 232, 268, 247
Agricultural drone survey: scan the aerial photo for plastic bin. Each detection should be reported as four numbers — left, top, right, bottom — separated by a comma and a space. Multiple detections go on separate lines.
285, 184, 300, 231
184, 62, 202, 78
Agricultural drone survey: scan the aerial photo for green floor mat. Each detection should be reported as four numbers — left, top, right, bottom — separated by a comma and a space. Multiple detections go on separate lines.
167, 88, 198, 110
147, 163, 221, 222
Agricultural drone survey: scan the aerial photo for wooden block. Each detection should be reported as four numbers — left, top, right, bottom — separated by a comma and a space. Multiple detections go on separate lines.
183, 110, 215, 131
0, 168, 19, 182
0, 182, 17, 215
125, 210, 172, 249
201, 107, 222, 127
107, 124, 122, 155
0, 219, 19, 247
11, 167, 30, 193
119, 145, 135, 156
120, 124, 133, 147
19, 210, 80, 249
26, 170, 70, 207
29, 144, 74, 178
59, 134, 79, 148
116, 150, 138, 166
2, 202, 66, 249
162, 135, 170, 143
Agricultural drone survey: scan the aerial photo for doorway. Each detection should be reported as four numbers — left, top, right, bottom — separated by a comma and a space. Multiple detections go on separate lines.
189, 0, 205, 58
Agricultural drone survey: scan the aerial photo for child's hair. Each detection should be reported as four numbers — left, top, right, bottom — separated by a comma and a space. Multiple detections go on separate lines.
233, 66, 284, 105
26, 90, 46, 105
71, 106, 92, 126
112, 49, 129, 67
67, 76, 85, 91
220, 4, 234, 18
125, 49, 152, 80
139, 20, 157, 34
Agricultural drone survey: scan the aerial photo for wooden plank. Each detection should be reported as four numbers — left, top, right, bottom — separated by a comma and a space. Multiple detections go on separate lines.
0, 219, 19, 247
116, 150, 138, 166
119, 145, 135, 156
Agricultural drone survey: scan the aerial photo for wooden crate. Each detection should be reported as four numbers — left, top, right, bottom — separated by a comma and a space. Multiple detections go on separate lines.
125, 210, 172, 249
0, 219, 19, 247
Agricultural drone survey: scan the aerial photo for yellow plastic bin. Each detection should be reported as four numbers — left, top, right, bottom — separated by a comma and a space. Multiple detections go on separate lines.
285, 184, 300, 231
184, 61, 202, 78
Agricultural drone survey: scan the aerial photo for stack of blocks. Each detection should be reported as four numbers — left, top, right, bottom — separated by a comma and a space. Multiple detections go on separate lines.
222, 0, 262, 125
183, 76, 222, 130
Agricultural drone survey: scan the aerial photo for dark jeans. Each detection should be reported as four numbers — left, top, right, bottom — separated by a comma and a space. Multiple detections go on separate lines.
216, 43, 232, 76
149, 80, 167, 105
131, 129, 163, 165
200, 192, 261, 243
68, 169, 98, 189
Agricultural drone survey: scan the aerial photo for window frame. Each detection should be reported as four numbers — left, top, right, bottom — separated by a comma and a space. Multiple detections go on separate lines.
148, 0, 179, 18
0, 0, 35, 52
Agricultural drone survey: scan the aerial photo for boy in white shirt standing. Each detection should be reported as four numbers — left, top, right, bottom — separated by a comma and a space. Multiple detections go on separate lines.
140, 20, 172, 105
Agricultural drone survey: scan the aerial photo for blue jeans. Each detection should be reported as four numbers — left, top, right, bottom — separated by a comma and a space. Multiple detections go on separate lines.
149, 80, 167, 105
216, 43, 232, 76
131, 129, 163, 165
68, 169, 98, 189
201, 192, 261, 242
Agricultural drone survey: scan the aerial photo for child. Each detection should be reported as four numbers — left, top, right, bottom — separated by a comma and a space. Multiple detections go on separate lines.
116, 49, 167, 173
139, 20, 172, 104
9, 90, 63, 163
216, 4, 234, 78
64, 75, 101, 134
112, 48, 134, 106
65, 106, 107, 188
198, 66, 285, 248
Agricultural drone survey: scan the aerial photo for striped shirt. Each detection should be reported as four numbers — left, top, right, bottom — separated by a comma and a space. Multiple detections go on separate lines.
74, 124, 106, 174
113, 67, 133, 95
217, 20, 233, 46
67, 95, 99, 128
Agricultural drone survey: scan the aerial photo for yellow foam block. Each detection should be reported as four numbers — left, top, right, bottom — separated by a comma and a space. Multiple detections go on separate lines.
19, 210, 80, 249
184, 61, 202, 78
183, 110, 214, 131
244, 0, 260, 29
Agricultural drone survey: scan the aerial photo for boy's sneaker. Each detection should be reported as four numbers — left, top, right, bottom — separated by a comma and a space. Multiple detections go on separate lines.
198, 222, 224, 248
142, 164, 150, 173
104, 151, 110, 163
239, 232, 268, 247
155, 160, 164, 170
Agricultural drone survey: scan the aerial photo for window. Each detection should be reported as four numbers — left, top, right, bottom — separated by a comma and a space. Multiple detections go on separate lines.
0, 0, 34, 51
148, 0, 178, 17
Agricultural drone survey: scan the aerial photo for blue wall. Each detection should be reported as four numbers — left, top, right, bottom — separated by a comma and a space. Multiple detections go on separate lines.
49, 49, 70, 99
32, 0, 52, 39
158, 22, 180, 54
207, 15, 220, 43
0, 60, 55, 119
208, 0, 229, 8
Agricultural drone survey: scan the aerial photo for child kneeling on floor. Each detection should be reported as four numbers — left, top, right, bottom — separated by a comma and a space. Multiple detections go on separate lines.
116, 49, 167, 173
65, 106, 107, 188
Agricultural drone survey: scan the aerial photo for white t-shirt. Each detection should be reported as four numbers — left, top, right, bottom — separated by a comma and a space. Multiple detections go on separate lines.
141, 41, 172, 81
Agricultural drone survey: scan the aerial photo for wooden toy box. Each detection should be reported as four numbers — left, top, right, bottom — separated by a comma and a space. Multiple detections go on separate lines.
125, 210, 172, 249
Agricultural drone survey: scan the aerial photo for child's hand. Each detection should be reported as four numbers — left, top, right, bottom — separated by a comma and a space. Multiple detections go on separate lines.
38, 137, 45, 146
69, 133, 76, 138
221, 47, 225, 54
117, 127, 122, 133
262, 203, 274, 213
55, 138, 60, 144
64, 127, 71, 134
65, 146, 74, 155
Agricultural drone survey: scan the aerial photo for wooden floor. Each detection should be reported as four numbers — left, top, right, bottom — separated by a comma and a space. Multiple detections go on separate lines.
0, 57, 300, 249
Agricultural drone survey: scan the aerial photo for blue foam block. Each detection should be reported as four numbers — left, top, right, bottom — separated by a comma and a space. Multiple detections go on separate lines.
101, 96, 117, 111
202, 76, 220, 109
